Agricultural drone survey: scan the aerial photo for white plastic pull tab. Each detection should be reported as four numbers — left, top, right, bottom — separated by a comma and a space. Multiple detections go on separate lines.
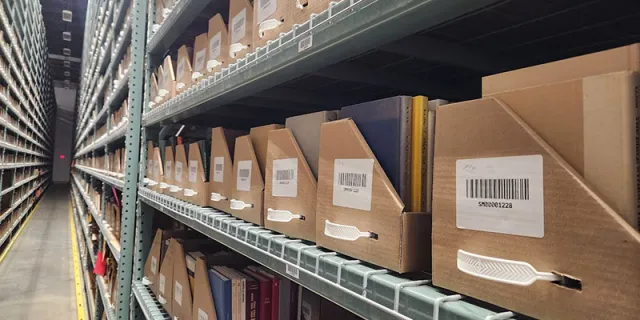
206, 59, 221, 72
229, 43, 248, 58
267, 208, 303, 222
296, 0, 305, 9
457, 250, 561, 286
162, 8, 172, 19
169, 185, 182, 193
183, 189, 197, 197
159, 182, 169, 189
152, 24, 161, 33
324, 220, 373, 241
259, 19, 282, 38
158, 88, 169, 97
191, 71, 203, 81
176, 82, 186, 91
147, 179, 158, 186
141, 277, 152, 285
154, 95, 164, 103
158, 295, 167, 305
230, 199, 253, 210
210, 192, 227, 202
149, 101, 156, 108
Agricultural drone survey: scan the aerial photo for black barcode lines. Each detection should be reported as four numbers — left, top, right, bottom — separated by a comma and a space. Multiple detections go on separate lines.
276, 169, 295, 181
466, 178, 530, 200
239, 169, 250, 178
338, 172, 367, 188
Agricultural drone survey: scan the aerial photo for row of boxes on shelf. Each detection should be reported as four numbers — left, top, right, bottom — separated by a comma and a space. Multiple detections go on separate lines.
76, 177, 123, 242
76, 147, 126, 177
1, 167, 44, 191
0, 179, 43, 218
0, 105, 38, 144
145, 43, 640, 319
149, 0, 330, 107
2, 153, 37, 164
143, 227, 361, 320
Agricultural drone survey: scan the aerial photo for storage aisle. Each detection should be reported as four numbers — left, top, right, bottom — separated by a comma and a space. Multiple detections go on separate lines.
0, 185, 76, 319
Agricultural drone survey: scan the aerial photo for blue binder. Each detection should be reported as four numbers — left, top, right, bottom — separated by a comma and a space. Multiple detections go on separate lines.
208, 268, 232, 320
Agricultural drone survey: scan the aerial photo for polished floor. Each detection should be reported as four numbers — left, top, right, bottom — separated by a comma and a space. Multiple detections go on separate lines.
0, 185, 77, 319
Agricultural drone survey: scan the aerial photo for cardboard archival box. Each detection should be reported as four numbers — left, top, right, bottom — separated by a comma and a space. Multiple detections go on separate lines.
155, 65, 166, 105
192, 256, 218, 320
184, 142, 209, 207
150, 72, 159, 108
315, 119, 431, 272
287, 0, 330, 24
172, 144, 189, 201
285, 110, 338, 178
250, 124, 284, 174
162, 56, 177, 101
154, 0, 165, 25
482, 43, 639, 96
158, 238, 177, 314
151, 147, 164, 193
161, 146, 176, 195
253, 0, 288, 50
170, 240, 194, 320
228, 0, 254, 63
209, 127, 245, 212
144, 229, 165, 295
207, 14, 229, 75
230, 135, 265, 225
431, 96, 640, 320
146, 141, 154, 178
264, 128, 317, 241
191, 34, 209, 84
175, 45, 193, 93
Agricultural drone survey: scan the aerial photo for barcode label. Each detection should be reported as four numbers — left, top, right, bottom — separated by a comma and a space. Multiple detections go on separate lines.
174, 161, 183, 182
231, 9, 246, 44
236, 160, 252, 191
213, 157, 224, 182
456, 155, 544, 238
272, 158, 297, 197
333, 159, 374, 211
159, 274, 166, 294
257, 0, 276, 24
174, 281, 183, 306
188, 160, 198, 183
151, 256, 157, 275
176, 59, 185, 80
209, 32, 221, 60
298, 35, 312, 52
286, 263, 299, 279
164, 161, 172, 179
465, 178, 529, 200
194, 49, 206, 72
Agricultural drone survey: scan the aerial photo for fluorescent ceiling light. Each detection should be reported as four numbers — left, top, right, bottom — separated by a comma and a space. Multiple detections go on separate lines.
63, 32, 71, 41
62, 10, 72, 22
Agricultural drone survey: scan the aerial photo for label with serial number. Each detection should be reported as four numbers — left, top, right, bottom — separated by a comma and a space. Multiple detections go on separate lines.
188, 160, 198, 183
272, 158, 297, 197
213, 157, 224, 182
209, 32, 221, 60
231, 8, 246, 44
456, 155, 544, 238
332, 159, 374, 211
194, 49, 206, 72
236, 160, 252, 191
175, 161, 183, 182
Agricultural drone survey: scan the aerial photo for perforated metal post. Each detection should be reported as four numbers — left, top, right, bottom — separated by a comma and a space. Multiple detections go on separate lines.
115, 0, 148, 318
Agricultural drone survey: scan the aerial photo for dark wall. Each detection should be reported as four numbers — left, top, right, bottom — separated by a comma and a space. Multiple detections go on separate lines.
52, 87, 76, 183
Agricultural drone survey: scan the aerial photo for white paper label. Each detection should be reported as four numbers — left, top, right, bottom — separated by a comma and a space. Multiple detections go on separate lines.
176, 59, 185, 81
194, 49, 206, 72
285, 263, 299, 279
257, 0, 276, 24
456, 155, 544, 238
198, 308, 208, 320
151, 256, 158, 275
236, 160, 252, 191
209, 32, 221, 61
298, 35, 312, 52
174, 281, 183, 306
174, 161, 183, 182
165, 161, 172, 179
188, 160, 198, 183
332, 159, 374, 211
159, 273, 166, 294
213, 156, 224, 182
154, 160, 160, 177
272, 158, 297, 197
231, 8, 246, 44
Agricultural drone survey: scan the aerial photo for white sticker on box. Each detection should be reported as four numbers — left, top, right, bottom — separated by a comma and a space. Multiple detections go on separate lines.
209, 32, 221, 60
175, 161, 183, 182
151, 256, 158, 275
188, 160, 198, 183
332, 159, 374, 211
174, 281, 183, 306
456, 155, 544, 238
285, 263, 299, 279
194, 49, 206, 72
159, 273, 166, 294
213, 156, 224, 182
176, 59, 185, 81
198, 308, 208, 320
231, 8, 246, 44
165, 161, 172, 178
257, 0, 276, 24
236, 160, 252, 191
272, 158, 297, 197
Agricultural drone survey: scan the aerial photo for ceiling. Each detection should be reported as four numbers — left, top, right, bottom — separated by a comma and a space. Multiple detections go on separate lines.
40, 0, 87, 88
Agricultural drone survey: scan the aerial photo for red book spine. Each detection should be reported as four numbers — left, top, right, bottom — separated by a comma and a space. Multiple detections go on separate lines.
243, 269, 272, 320
246, 279, 259, 320
270, 277, 279, 320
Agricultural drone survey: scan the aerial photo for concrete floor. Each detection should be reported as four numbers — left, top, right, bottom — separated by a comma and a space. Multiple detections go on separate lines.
0, 184, 77, 319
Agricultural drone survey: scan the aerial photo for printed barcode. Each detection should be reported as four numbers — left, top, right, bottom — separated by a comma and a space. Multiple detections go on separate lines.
465, 178, 530, 200
190, 166, 196, 173
215, 164, 223, 171
233, 18, 245, 32
210, 39, 219, 51
298, 35, 312, 52
276, 169, 294, 181
239, 169, 250, 178
338, 172, 367, 188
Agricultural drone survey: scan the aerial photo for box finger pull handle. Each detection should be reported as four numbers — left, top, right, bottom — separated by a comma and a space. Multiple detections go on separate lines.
457, 249, 561, 286
229, 43, 248, 58
210, 192, 227, 202
324, 220, 377, 241
169, 185, 182, 193
183, 189, 197, 197
259, 20, 283, 38
229, 199, 253, 210
267, 208, 305, 222
206, 59, 221, 73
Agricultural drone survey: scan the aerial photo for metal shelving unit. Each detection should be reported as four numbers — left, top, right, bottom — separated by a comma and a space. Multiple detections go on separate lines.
0, 0, 53, 263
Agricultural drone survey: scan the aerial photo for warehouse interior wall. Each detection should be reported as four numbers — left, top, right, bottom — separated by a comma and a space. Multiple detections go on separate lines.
52, 87, 76, 183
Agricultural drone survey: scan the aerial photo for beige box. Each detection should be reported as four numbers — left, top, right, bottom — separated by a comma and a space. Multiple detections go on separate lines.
264, 128, 317, 241
170, 240, 194, 320
151, 147, 164, 193
191, 256, 217, 320
175, 45, 193, 93
315, 119, 430, 272
253, 0, 288, 50
209, 127, 246, 212
207, 14, 229, 75
183, 142, 209, 207
157, 238, 177, 314
287, 0, 330, 24
191, 33, 209, 84
171, 144, 189, 201
161, 57, 177, 102
432, 81, 640, 318
230, 135, 265, 225
161, 145, 176, 195
250, 124, 284, 174
228, 0, 254, 63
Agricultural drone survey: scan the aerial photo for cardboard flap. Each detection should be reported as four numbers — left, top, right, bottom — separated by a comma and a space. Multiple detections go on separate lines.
162, 57, 177, 99
192, 257, 218, 320
250, 124, 284, 176
174, 144, 189, 192
163, 146, 176, 194
264, 128, 317, 242
207, 14, 229, 74
158, 239, 176, 314
152, 147, 163, 191
176, 45, 193, 91
192, 33, 209, 77
171, 240, 194, 320
150, 73, 159, 105
231, 135, 265, 225
185, 142, 209, 206
145, 229, 164, 295
146, 141, 154, 177
228, 0, 254, 61
432, 97, 640, 320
